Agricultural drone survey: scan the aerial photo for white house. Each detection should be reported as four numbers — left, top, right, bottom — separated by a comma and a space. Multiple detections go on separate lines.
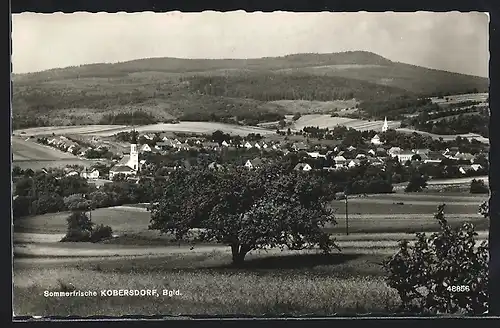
334, 155, 347, 169
347, 146, 356, 152
368, 149, 376, 156
65, 171, 79, 177
244, 158, 264, 169
307, 152, 326, 159
254, 143, 261, 149
221, 140, 230, 147
397, 151, 415, 163
371, 134, 382, 145
294, 163, 312, 171
471, 164, 483, 171
388, 147, 402, 157
348, 159, 361, 168
141, 144, 152, 152
81, 169, 100, 179
244, 142, 253, 149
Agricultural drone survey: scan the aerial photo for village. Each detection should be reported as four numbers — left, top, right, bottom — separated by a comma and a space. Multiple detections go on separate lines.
23, 116, 488, 186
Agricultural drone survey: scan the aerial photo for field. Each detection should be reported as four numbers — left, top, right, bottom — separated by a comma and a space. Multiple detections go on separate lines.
395, 127, 489, 144
12, 125, 128, 137
12, 137, 77, 161
12, 190, 488, 316
12, 136, 110, 170
291, 114, 401, 131
13, 122, 275, 138
266, 99, 359, 114
430, 92, 488, 105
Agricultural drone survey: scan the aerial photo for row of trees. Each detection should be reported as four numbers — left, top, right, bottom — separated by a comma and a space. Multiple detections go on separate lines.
99, 110, 159, 125
12, 170, 165, 219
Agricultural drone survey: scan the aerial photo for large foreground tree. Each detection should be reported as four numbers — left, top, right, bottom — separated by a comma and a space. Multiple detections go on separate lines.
149, 164, 337, 265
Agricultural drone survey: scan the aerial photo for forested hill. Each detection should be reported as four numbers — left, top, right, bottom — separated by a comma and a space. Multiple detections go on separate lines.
12, 51, 489, 128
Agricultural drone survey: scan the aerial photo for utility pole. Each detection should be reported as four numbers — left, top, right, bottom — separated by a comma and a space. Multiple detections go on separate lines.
345, 193, 349, 236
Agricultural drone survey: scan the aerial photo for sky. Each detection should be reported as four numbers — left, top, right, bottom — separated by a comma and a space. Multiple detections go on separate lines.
11, 11, 489, 77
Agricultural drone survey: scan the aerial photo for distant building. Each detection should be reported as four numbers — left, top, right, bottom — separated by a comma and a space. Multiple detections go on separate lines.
208, 162, 224, 171
382, 117, 389, 133
334, 155, 347, 169
141, 144, 152, 152
396, 151, 415, 163
244, 158, 264, 169
388, 147, 402, 157
294, 163, 313, 172
81, 169, 100, 179
109, 131, 139, 179
371, 134, 382, 145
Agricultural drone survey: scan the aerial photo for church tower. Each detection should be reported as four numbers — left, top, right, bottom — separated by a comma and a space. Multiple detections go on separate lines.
127, 130, 139, 171
382, 117, 388, 133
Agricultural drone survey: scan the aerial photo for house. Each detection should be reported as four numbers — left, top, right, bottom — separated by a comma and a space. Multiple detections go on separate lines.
65, 170, 79, 177
307, 152, 326, 159
412, 149, 430, 155
388, 147, 402, 157
333, 155, 347, 168
471, 164, 483, 171
356, 153, 367, 159
244, 158, 264, 169
455, 152, 475, 163
348, 159, 361, 168
81, 169, 100, 179
221, 140, 230, 147
368, 149, 376, 156
347, 146, 356, 152
459, 165, 474, 175
141, 144, 152, 152
396, 151, 415, 163
424, 151, 445, 164
293, 142, 308, 152
208, 162, 224, 171
371, 134, 382, 145
262, 143, 268, 149
244, 142, 253, 149
294, 163, 313, 172
254, 143, 262, 149
144, 134, 153, 140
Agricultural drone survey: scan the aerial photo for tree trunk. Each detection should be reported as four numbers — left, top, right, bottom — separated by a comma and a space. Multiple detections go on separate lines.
230, 244, 250, 266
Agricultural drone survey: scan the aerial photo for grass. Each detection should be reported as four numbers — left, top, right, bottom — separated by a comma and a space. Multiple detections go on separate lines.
14, 192, 487, 235
291, 114, 401, 131
13, 251, 400, 316
12, 137, 77, 161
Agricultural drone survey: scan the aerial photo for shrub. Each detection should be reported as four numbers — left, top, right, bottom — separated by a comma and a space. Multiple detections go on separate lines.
90, 224, 113, 243
60, 211, 94, 242
405, 174, 428, 192
383, 204, 488, 314
470, 179, 489, 194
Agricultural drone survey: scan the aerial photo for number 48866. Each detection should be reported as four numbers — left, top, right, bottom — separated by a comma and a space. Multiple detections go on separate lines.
447, 285, 470, 292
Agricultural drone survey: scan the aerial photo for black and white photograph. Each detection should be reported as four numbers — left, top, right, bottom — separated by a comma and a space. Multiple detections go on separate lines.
11, 11, 491, 317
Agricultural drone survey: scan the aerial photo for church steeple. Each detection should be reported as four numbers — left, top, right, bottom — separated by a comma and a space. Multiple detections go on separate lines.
382, 117, 388, 133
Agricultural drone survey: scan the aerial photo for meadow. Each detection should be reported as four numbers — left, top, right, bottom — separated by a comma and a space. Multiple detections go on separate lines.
12, 190, 488, 316
291, 114, 401, 131
12, 137, 77, 161
13, 250, 400, 317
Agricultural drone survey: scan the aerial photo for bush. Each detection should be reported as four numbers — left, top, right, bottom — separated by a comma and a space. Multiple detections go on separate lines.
383, 204, 488, 314
405, 174, 428, 192
60, 211, 113, 243
470, 179, 489, 194
90, 224, 113, 243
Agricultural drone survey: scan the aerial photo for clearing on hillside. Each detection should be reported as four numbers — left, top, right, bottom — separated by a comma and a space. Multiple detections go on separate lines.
292, 114, 400, 131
